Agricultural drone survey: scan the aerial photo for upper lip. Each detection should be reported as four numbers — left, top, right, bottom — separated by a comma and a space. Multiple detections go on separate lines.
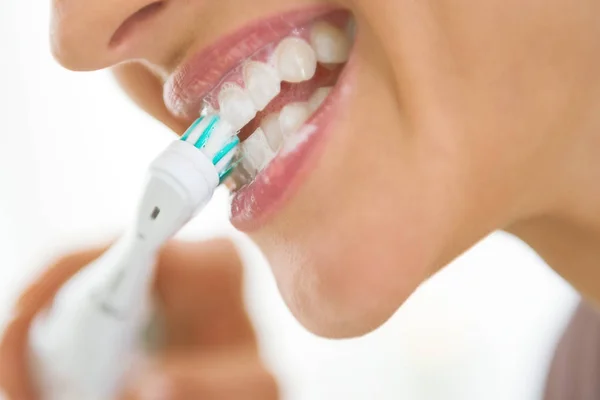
163, 6, 336, 120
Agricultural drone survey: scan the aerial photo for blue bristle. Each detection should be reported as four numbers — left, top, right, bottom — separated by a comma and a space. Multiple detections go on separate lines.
218, 167, 234, 181
218, 156, 244, 181
180, 116, 204, 142
212, 135, 240, 165
180, 114, 240, 183
194, 115, 219, 149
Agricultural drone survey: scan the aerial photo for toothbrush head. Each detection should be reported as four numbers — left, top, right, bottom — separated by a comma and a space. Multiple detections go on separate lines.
180, 114, 241, 182
140, 113, 242, 244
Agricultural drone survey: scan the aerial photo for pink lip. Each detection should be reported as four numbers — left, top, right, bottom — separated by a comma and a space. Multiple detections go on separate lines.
163, 5, 336, 119
231, 60, 356, 231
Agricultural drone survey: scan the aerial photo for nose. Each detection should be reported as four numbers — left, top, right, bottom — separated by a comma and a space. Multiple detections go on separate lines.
51, 0, 170, 70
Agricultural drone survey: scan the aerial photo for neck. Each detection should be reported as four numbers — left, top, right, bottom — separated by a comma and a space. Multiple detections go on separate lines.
508, 112, 600, 306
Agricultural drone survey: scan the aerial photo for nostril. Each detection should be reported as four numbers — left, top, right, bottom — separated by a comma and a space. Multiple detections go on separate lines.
109, 1, 166, 48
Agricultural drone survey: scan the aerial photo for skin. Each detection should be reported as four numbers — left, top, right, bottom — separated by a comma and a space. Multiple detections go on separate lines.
3, 0, 600, 398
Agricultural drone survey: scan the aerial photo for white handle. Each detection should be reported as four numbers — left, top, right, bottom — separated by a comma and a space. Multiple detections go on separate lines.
28, 140, 219, 400
29, 238, 156, 400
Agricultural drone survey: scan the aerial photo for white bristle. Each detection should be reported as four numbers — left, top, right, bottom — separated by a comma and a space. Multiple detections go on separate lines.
184, 117, 214, 145
180, 114, 239, 178
201, 118, 236, 159
214, 147, 238, 175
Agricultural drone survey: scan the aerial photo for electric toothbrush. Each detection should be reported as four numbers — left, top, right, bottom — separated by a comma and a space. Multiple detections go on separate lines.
28, 114, 241, 400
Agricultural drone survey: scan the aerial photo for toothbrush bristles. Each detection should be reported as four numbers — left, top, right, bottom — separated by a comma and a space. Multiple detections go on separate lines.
218, 153, 244, 181
180, 114, 240, 182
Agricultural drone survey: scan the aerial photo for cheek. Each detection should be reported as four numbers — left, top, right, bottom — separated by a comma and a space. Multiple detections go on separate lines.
246, 99, 490, 338
249, 118, 460, 339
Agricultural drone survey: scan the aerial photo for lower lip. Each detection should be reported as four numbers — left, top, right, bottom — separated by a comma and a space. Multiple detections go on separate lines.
230, 58, 356, 231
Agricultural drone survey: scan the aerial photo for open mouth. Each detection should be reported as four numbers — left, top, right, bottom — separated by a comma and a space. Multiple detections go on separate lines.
164, 7, 356, 228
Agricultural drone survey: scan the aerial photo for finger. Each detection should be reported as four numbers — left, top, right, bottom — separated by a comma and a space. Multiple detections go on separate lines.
17, 247, 108, 318
0, 239, 253, 398
155, 239, 257, 350
0, 247, 107, 400
124, 351, 279, 400
0, 315, 36, 400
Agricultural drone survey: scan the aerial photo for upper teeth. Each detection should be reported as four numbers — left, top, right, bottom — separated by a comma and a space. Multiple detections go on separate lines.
213, 17, 355, 180
275, 37, 318, 83
218, 29, 351, 132
346, 18, 356, 42
218, 83, 257, 131
243, 61, 281, 111
310, 21, 351, 64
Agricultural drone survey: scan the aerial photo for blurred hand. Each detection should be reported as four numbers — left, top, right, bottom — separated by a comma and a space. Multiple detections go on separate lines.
0, 239, 278, 400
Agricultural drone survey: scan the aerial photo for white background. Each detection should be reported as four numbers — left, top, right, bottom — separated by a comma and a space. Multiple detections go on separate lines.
0, 2, 580, 399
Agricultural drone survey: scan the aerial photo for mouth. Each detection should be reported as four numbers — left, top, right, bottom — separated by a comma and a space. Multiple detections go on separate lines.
164, 7, 356, 230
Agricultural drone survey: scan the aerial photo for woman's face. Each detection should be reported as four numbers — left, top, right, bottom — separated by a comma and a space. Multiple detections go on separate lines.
51, 0, 600, 337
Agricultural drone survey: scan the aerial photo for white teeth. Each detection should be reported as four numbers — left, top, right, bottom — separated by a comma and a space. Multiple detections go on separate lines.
275, 37, 317, 83
242, 128, 276, 172
218, 83, 257, 130
346, 18, 356, 42
260, 113, 284, 152
308, 87, 332, 113
279, 102, 311, 138
243, 61, 281, 111
310, 21, 351, 64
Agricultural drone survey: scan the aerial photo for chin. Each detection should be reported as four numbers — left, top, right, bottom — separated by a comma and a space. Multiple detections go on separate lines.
253, 226, 435, 338
249, 173, 450, 338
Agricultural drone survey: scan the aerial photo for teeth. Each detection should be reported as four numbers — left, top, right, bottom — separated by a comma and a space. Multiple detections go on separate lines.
279, 102, 311, 138
218, 83, 257, 130
308, 87, 332, 113
310, 21, 351, 64
346, 17, 356, 42
216, 18, 357, 182
260, 113, 284, 152
243, 61, 281, 111
275, 37, 317, 83
242, 128, 276, 172
240, 157, 258, 177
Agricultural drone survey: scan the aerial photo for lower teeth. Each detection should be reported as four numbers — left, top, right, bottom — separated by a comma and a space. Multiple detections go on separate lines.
241, 128, 275, 174
224, 83, 332, 190
279, 102, 312, 138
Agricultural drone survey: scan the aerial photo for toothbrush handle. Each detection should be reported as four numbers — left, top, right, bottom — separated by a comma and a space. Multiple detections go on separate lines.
28, 238, 157, 400
28, 139, 220, 400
